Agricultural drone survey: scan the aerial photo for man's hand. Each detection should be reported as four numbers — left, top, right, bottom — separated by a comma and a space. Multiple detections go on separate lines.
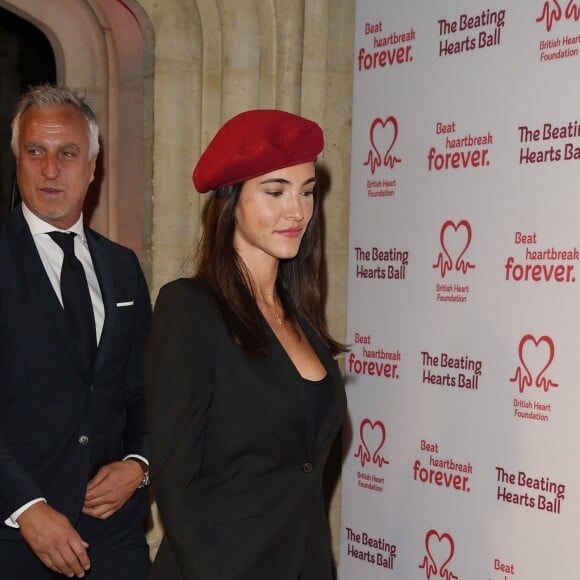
18, 502, 90, 578
82, 460, 143, 520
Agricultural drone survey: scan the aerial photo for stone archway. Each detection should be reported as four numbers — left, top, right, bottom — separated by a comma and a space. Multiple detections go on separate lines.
0, 0, 153, 275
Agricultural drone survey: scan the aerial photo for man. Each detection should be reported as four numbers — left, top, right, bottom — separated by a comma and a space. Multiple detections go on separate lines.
0, 84, 151, 579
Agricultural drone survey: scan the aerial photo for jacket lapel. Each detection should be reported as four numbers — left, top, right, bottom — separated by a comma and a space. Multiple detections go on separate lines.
299, 318, 345, 452
262, 311, 345, 455
85, 230, 115, 377
8, 207, 84, 376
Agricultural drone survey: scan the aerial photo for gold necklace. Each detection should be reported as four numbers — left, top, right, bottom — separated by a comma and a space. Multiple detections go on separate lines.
265, 301, 285, 325
259, 294, 285, 325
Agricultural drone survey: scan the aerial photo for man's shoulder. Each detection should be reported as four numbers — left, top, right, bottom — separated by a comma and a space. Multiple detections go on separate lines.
86, 227, 133, 252
85, 227, 141, 264
0, 206, 25, 244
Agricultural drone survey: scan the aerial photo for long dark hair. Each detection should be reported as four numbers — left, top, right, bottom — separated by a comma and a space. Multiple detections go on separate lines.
195, 181, 346, 358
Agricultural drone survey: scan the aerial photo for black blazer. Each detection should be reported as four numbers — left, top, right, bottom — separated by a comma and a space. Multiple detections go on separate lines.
0, 206, 151, 540
146, 278, 346, 580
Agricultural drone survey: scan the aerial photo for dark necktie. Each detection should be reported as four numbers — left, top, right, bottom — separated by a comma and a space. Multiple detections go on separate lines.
48, 231, 97, 375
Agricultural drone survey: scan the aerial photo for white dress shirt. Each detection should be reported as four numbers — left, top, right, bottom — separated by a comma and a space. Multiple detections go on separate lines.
22, 203, 105, 342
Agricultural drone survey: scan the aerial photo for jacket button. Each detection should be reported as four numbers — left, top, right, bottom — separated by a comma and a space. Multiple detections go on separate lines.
302, 462, 313, 473
79, 435, 89, 445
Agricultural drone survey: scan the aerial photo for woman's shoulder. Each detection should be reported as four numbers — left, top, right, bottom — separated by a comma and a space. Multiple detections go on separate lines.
155, 277, 219, 313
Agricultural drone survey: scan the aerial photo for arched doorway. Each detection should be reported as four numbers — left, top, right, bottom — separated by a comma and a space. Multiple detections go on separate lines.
0, 0, 153, 275
0, 6, 56, 217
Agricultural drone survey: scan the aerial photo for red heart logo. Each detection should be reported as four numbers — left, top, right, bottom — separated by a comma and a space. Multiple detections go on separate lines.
360, 419, 386, 462
425, 530, 455, 574
518, 334, 555, 390
440, 220, 472, 269
370, 116, 399, 168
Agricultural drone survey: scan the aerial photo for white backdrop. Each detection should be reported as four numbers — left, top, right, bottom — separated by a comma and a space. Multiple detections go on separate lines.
339, 1, 580, 578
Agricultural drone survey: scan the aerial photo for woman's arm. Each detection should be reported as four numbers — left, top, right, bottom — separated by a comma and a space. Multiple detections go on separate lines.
145, 279, 221, 578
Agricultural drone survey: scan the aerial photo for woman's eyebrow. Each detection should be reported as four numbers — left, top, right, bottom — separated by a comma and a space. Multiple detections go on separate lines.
259, 176, 317, 186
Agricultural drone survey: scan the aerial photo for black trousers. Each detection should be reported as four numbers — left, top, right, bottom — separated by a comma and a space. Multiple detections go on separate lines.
0, 516, 150, 580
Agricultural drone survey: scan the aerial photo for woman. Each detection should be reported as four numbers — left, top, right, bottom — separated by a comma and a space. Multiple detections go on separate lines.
145, 109, 347, 580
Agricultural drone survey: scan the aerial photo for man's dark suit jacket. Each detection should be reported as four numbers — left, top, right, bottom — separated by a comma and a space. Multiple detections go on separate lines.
146, 278, 346, 580
0, 205, 151, 545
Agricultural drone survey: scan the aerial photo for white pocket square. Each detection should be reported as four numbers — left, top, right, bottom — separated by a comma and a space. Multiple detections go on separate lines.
116, 301, 134, 307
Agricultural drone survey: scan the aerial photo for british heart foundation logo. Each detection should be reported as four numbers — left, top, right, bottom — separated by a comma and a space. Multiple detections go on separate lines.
418, 529, 459, 579
536, 1, 580, 32
510, 334, 558, 394
364, 116, 402, 174
354, 419, 389, 468
433, 220, 476, 278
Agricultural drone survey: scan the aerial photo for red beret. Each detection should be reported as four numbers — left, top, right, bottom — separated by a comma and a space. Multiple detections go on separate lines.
192, 109, 324, 193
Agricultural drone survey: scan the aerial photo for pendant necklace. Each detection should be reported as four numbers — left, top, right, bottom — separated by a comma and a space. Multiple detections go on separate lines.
259, 293, 285, 326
